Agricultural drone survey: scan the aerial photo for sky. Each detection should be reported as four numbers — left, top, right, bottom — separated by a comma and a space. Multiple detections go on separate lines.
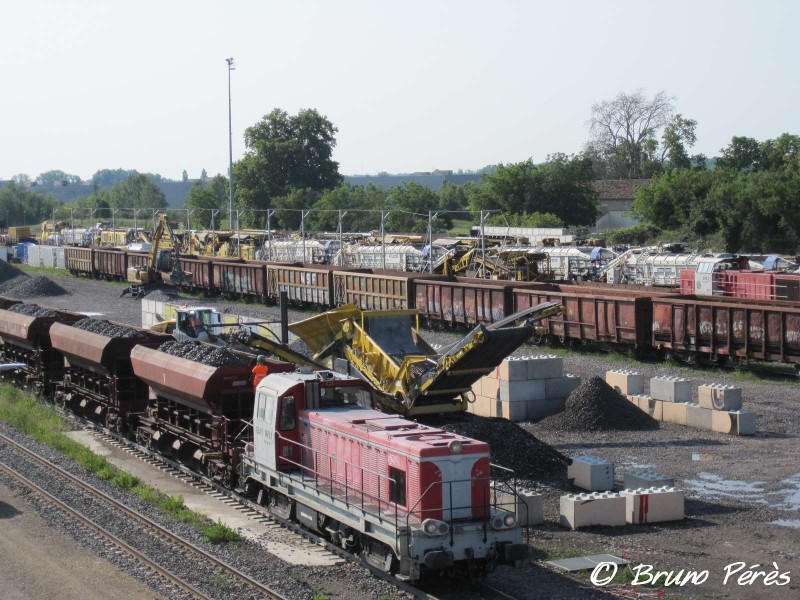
1, 0, 798, 182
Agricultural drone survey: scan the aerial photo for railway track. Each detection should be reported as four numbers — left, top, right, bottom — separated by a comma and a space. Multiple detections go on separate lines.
81, 423, 445, 600
0, 430, 289, 600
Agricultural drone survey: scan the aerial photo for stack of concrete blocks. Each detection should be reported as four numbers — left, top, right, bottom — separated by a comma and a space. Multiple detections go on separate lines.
606, 369, 645, 396
620, 487, 685, 524
141, 298, 169, 328
567, 455, 614, 491
492, 485, 544, 526
468, 355, 580, 422
618, 375, 756, 436
559, 492, 626, 529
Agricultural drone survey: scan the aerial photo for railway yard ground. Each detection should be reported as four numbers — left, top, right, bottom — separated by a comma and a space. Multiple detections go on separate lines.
1, 264, 799, 599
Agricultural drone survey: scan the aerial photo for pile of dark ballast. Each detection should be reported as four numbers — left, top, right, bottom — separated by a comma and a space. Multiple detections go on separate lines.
440, 417, 569, 479
6, 303, 59, 318
73, 318, 149, 340
537, 376, 659, 432
158, 340, 245, 368
0, 274, 68, 297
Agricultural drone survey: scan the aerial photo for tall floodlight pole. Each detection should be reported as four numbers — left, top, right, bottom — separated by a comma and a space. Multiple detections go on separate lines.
226, 57, 235, 233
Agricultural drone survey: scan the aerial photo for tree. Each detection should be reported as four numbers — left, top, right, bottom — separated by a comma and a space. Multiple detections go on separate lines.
715, 136, 761, 171
386, 182, 450, 233
182, 169, 189, 182
109, 173, 167, 212
438, 180, 468, 212
588, 89, 675, 178
37, 170, 82, 185
0, 183, 61, 225
660, 114, 698, 170
92, 168, 139, 187
309, 185, 386, 232
467, 156, 599, 226
206, 175, 229, 212
201, 168, 208, 180
11, 174, 31, 185
758, 133, 800, 173
185, 183, 217, 228
234, 108, 343, 216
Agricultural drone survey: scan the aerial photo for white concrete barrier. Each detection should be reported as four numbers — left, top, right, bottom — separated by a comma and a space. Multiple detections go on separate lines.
606, 369, 645, 395
560, 492, 626, 529
623, 470, 674, 490
567, 455, 614, 491
698, 384, 743, 411
620, 487, 685, 524
650, 376, 692, 403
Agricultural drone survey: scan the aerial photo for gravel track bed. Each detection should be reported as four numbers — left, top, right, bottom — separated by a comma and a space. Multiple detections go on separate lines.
0, 422, 407, 600
8, 271, 800, 598
73, 318, 151, 339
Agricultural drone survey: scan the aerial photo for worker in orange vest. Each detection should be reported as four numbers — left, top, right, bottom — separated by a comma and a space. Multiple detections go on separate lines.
252, 355, 270, 388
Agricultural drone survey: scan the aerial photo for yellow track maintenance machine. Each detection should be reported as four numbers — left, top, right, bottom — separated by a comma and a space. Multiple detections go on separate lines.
288, 301, 563, 417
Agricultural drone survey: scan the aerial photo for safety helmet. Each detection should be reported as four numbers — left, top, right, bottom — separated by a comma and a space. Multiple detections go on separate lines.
257, 355, 266, 362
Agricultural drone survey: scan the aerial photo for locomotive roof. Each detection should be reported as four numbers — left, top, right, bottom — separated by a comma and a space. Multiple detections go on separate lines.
306, 406, 489, 459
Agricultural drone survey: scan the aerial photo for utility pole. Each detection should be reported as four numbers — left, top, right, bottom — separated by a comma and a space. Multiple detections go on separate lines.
226, 57, 236, 232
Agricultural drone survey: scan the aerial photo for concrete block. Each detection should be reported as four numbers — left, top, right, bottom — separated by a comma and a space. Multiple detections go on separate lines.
494, 399, 528, 422
623, 470, 674, 490
605, 370, 645, 395
481, 376, 500, 400
544, 374, 581, 399
526, 397, 566, 421
698, 384, 743, 411
567, 455, 614, 491
525, 355, 564, 380
686, 404, 713, 430
500, 379, 545, 402
494, 358, 529, 381
559, 492, 626, 529
636, 396, 662, 421
711, 409, 757, 436
650, 376, 692, 403
621, 487, 685, 524
468, 395, 491, 417
494, 487, 544, 526
662, 401, 688, 425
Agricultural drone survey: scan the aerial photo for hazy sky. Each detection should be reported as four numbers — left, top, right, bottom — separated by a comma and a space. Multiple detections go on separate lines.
2, 0, 798, 181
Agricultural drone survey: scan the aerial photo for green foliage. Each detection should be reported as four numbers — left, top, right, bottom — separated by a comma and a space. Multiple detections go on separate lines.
109, 173, 167, 211
600, 224, 662, 246
0, 182, 62, 226
716, 136, 762, 171
308, 184, 387, 231
92, 168, 139, 187
485, 212, 564, 228
203, 519, 240, 543
185, 183, 218, 228
438, 180, 468, 212
36, 170, 82, 186
235, 108, 342, 217
386, 182, 450, 233
467, 155, 598, 226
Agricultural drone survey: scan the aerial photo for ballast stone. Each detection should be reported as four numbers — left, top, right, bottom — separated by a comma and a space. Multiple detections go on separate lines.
620, 487, 685, 524
560, 492, 626, 530
567, 455, 614, 491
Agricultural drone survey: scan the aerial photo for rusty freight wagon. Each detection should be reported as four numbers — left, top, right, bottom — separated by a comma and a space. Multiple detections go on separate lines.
415, 277, 552, 327
0, 305, 85, 394
93, 247, 128, 280
266, 263, 370, 307
65, 246, 94, 276
177, 255, 214, 293
334, 270, 450, 311
49, 321, 171, 432
512, 285, 661, 351
130, 344, 294, 485
210, 258, 267, 300
651, 295, 800, 366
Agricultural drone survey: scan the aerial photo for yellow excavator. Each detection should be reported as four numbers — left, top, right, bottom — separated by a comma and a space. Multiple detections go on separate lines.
288, 301, 564, 416
121, 213, 191, 299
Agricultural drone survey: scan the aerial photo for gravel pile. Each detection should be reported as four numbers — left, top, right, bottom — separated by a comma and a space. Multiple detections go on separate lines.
0, 260, 26, 283
143, 289, 180, 302
6, 302, 59, 318
0, 274, 69, 297
158, 340, 246, 367
537, 376, 659, 432
73, 318, 149, 340
440, 417, 568, 479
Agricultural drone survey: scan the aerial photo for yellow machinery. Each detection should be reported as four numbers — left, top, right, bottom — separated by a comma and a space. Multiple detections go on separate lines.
39, 221, 67, 244
121, 213, 189, 298
289, 302, 564, 416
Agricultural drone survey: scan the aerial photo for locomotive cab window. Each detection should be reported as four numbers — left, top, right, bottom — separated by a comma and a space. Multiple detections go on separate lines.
256, 393, 266, 420
389, 467, 406, 506
279, 395, 296, 430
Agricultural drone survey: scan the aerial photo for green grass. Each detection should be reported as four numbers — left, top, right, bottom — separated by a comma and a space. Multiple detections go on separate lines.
0, 384, 239, 543
447, 218, 473, 235
16, 264, 68, 280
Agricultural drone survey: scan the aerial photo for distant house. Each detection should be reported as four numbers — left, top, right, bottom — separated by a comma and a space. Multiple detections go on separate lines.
592, 179, 650, 231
